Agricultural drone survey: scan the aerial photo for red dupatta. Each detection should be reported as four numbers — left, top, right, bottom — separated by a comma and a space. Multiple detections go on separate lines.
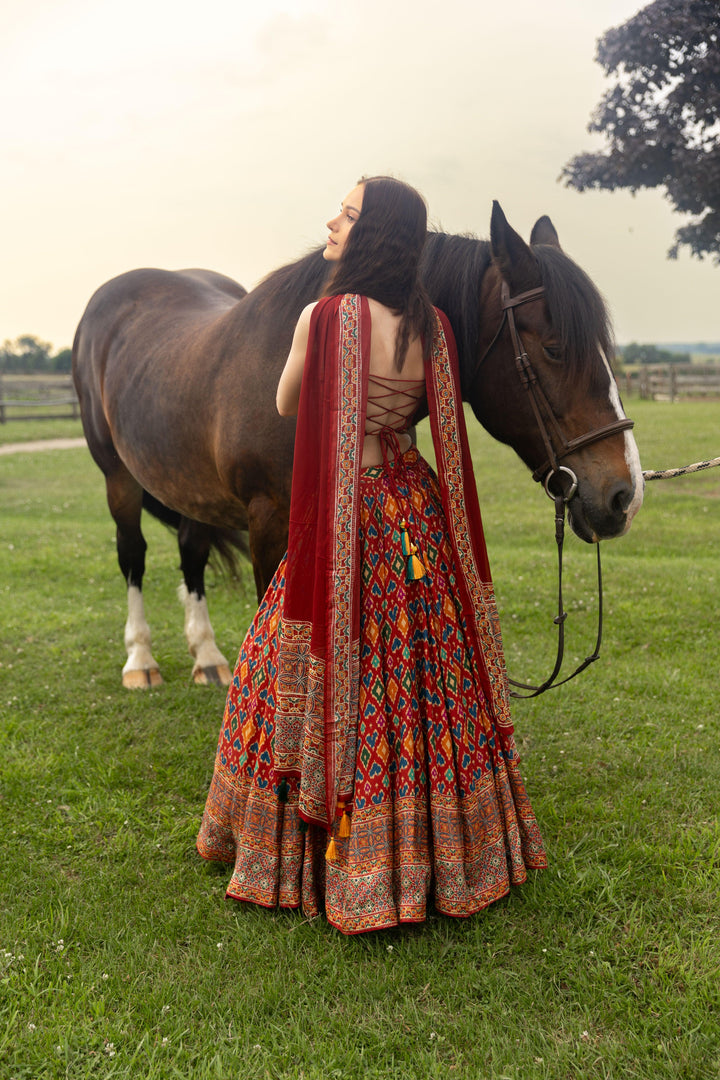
274, 294, 512, 829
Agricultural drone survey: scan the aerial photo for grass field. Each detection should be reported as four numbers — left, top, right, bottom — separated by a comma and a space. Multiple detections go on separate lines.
0, 418, 84, 447
1, 401, 719, 1079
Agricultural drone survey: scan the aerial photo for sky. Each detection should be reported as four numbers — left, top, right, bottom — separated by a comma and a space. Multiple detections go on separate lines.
2, 0, 718, 351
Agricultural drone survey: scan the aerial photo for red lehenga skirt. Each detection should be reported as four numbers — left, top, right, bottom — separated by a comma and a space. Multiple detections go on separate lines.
197, 448, 546, 934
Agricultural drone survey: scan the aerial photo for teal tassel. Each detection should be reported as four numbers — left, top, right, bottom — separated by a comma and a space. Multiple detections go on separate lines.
277, 778, 289, 803
400, 519, 412, 557
400, 519, 425, 582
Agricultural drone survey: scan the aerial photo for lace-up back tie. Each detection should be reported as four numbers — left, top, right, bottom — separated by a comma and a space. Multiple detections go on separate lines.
365, 373, 425, 436
368, 373, 427, 584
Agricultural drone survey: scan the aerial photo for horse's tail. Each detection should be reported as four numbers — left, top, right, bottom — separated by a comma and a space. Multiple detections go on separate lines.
141, 491, 248, 581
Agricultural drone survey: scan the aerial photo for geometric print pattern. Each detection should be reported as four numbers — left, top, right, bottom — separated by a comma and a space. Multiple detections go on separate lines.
196, 448, 547, 934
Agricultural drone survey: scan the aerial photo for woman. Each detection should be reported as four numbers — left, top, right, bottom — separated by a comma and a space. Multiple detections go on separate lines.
197, 176, 547, 934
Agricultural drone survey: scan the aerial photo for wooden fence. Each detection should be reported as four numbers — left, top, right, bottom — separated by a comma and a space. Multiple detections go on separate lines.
622, 365, 720, 402
1, 367, 718, 421
0, 376, 79, 423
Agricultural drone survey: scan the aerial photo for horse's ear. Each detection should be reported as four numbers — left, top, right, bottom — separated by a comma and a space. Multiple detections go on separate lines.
530, 215, 561, 247
491, 201, 538, 291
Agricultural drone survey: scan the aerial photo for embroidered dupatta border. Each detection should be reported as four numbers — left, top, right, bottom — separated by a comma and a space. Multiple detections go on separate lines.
326, 295, 364, 820
275, 295, 366, 829
427, 311, 513, 731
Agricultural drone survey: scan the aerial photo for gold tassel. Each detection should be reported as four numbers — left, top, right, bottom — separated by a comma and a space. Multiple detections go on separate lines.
406, 545, 426, 583
339, 811, 351, 838
400, 519, 426, 582
325, 837, 338, 862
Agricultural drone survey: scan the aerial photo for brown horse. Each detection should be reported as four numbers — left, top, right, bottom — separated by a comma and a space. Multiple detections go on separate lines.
72, 203, 643, 687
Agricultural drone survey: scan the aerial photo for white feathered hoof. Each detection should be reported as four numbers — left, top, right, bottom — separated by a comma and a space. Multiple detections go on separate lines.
123, 667, 164, 689
192, 663, 232, 687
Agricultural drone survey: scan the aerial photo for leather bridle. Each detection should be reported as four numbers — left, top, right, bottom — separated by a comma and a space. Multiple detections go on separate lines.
472, 279, 636, 697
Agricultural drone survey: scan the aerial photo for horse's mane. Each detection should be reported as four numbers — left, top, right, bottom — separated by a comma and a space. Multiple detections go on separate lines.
242, 231, 614, 388
245, 248, 330, 322
421, 231, 614, 383
420, 232, 492, 372
533, 245, 615, 375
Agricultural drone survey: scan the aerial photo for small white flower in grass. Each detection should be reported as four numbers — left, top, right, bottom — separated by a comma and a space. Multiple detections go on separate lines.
429, 1032, 437, 1041
56, 1046, 62, 1055
581, 1030, 590, 1041
542, 948, 547, 953
253, 1044, 261, 1050
161, 1005, 170, 1014
216, 942, 223, 949
102, 972, 109, 980
27, 1023, 36, 1031
161, 1037, 169, 1047
589, 950, 595, 957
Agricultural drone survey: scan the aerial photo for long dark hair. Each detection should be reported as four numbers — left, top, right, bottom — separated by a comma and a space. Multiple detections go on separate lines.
323, 175, 436, 370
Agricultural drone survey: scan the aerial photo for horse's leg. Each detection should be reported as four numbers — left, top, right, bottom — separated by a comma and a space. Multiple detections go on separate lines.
247, 494, 289, 601
177, 518, 231, 686
106, 470, 163, 689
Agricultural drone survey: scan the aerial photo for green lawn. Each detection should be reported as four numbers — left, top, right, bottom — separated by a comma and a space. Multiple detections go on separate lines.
1, 401, 719, 1079
0, 417, 84, 446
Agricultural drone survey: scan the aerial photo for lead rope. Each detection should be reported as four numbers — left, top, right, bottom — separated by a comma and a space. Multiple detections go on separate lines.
643, 456, 720, 481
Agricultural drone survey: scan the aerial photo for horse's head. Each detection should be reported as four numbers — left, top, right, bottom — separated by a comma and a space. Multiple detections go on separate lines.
469, 202, 643, 542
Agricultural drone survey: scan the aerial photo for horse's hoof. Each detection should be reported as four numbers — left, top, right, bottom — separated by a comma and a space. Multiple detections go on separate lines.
193, 663, 232, 687
123, 668, 163, 689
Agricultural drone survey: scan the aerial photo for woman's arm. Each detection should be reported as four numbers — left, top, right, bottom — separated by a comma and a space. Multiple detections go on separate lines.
276, 302, 317, 416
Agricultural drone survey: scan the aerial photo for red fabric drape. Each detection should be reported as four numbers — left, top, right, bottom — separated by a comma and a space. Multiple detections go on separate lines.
274, 294, 513, 829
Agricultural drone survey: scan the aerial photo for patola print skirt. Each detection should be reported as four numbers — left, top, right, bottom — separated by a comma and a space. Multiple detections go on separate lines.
196, 448, 547, 934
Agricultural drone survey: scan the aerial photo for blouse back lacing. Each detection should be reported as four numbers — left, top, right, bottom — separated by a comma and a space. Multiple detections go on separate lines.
365, 372, 426, 436
361, 373, 429, 600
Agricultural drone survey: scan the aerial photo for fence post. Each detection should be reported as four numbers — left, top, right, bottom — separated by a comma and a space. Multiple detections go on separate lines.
670, 365, 677, 404
0, 375, 4, 424
639, 368, 649, 400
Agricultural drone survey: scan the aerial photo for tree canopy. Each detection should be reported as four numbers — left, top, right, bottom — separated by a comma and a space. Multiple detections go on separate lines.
0, 336, 72, 374
562, 0, 720, 262
621, 342, 691, 365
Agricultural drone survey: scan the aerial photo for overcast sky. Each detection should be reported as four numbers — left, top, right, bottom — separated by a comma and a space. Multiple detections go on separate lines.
2, 0, 718, 350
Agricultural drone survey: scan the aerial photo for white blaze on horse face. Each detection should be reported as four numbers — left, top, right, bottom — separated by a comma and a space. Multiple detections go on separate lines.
123, 585, 159, 676
600, 347, 644, 530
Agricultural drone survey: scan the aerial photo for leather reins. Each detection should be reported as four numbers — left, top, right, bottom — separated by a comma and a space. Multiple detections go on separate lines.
472, 280, 635, 697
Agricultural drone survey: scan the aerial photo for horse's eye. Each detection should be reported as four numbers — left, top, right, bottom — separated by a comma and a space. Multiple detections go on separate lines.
543, 345, 562, 361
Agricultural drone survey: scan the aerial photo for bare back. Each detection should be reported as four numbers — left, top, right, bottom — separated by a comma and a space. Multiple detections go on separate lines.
363, 298, 426, 467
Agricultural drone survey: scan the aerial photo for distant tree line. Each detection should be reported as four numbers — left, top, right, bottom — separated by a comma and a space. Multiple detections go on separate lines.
620, 343, 692, 365
0, 335, 72, 374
